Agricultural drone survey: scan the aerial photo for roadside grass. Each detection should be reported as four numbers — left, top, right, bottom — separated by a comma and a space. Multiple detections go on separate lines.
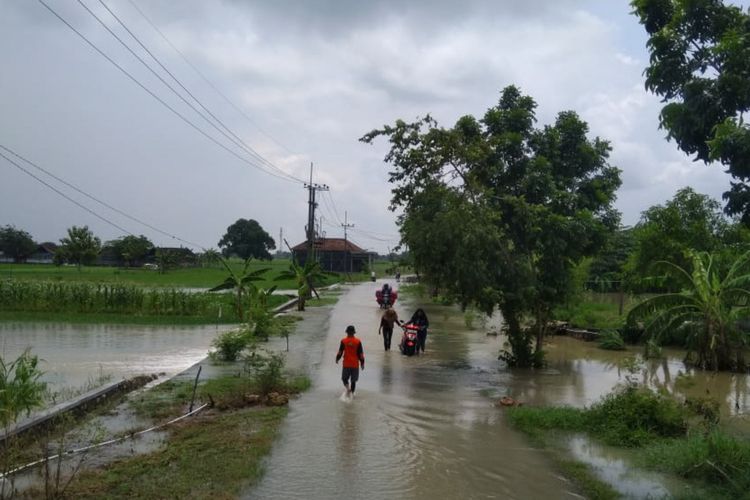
61, 406, 287, 499
306, 296, 339, 307
61, 360, 312, 499
641, 431, 750, 497
0, 259, 339, 290
557, 458, 621, 500
506, 386, 750, 498
507, 407, 587, 441
131, 380, 194, 420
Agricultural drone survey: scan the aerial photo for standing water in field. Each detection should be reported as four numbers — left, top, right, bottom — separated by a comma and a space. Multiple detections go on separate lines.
0, 322, 225, 395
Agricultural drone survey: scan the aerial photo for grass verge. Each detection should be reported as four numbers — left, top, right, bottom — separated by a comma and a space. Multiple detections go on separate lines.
63, 406, 287, 499
506, 386, 750, 499
557, 458, 621, 500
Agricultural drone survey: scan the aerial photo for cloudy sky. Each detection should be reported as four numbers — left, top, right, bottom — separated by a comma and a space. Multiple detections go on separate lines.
0, 0, 739, 253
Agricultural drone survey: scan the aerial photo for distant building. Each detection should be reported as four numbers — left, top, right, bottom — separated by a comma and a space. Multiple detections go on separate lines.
291, 238, 372, 273
27, 242, 58, 264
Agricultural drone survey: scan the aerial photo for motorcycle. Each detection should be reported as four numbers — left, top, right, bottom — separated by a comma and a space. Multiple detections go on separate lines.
399, 323, 420, 356
375, 288, 398, 309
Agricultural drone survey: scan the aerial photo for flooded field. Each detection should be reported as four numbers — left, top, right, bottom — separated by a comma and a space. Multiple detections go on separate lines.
3, 283, 748, 498
0, 322, 225, 393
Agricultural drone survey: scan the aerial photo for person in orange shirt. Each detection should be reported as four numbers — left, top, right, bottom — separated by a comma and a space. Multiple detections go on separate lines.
335, 325, 365, 397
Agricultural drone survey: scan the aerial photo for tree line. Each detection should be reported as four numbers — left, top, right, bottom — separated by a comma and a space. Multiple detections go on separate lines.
0, 218, 277, 268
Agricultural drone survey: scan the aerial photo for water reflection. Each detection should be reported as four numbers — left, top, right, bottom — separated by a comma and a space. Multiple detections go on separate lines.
507, 336, 749, 417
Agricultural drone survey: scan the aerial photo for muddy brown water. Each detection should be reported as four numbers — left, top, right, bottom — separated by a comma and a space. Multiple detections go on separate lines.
0, 322, 225, 393
246, 282, 582, 499
247, 282, 750, 499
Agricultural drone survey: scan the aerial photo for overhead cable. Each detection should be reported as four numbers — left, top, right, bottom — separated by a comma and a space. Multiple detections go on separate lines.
0, 144, 205, 249
93, 0, 303, 184
0, 150, 133, 236
126, 0, 301, 158
37, 0, 299, 185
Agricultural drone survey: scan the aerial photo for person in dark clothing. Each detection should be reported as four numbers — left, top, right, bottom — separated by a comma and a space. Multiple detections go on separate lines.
409, 308, 429, 353
381, 283, 392, 307
335, 325, 365, 397
379, 305, 402, 351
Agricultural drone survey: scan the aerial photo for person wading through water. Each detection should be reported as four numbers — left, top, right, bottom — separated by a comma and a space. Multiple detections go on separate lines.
335, 325, 365, 398
379, 304, 402, 351
409, 308, 429, 354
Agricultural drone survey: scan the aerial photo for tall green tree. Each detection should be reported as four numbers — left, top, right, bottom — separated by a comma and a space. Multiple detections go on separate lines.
111, 234, 153, 267
631, 0, 750, 221
625, 187, 730, 290
362, 85, 621, 367
218, 219, 275, 260
0, 225, 36, 263
54, 226, 101, 269
209, 257, 269, 321
587, 227, 637, 292
628, 250, 750, 371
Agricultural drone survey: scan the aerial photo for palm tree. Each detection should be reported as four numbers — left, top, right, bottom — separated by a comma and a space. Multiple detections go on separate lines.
275, 259, 329, 311
209, 257, 269, 321
628, 250, 750, 371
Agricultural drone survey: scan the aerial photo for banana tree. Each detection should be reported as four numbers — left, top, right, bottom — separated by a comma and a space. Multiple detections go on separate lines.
275, 259, 330, 311
209, 257, 269, 321
628, 250, 750, 371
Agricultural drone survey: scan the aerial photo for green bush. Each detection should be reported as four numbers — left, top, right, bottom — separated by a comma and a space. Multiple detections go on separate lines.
210, 330, 251, 362
245, 350, 285, 395
598, 330, 626, 351
587, 387, 689, 447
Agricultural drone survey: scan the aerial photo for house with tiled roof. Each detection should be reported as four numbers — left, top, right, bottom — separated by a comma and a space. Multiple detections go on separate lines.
291, 238, 372, 273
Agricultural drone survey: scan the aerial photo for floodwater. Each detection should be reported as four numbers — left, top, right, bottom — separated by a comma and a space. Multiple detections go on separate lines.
0, 322, 225, 393
247, 282, 750, 499
247, 282, 581, 499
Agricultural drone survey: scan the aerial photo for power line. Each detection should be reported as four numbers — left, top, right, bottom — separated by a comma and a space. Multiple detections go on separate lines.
325, 191, 344, 225
91, 0, 303, 184
0, 150, 133, 236
349, 228, 398, 243
126, 0, 301, 158
37, 0, 300, 185
0, 143, 205, 249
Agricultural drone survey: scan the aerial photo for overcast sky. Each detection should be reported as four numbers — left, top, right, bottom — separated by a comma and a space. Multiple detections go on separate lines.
0, 0, 739, 254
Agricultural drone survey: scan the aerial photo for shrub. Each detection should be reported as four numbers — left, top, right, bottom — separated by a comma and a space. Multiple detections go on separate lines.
587, 386, 689, 447
598, 330, 626, 351
210, 330, 251, 362
244, 350, 285, 395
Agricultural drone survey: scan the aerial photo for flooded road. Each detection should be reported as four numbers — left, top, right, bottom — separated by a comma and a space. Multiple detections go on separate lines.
247, 282, 580, 499
0, 322, 224, 393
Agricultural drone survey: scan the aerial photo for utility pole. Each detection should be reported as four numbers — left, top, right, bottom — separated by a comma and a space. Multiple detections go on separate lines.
341, 210, 354, 274
304, 162, 329, 264
278, 227, 283, 257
